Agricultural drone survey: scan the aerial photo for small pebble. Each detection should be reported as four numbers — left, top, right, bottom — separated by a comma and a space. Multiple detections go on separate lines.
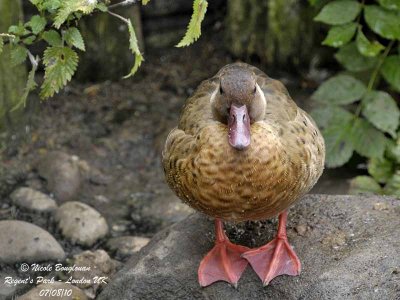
373, 202, 389, 211
11, 187, 57, 213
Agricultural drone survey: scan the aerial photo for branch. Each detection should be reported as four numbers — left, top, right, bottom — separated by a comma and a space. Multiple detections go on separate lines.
107, 10, 129, 24
108, 0, 139, 9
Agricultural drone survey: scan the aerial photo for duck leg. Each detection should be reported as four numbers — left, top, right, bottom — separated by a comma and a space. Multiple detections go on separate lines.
242, 211, 301, 286
198, 219, 250, 287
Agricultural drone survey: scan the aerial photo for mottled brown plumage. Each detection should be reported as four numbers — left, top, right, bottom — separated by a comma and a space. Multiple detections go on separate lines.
162, 63, 325, 222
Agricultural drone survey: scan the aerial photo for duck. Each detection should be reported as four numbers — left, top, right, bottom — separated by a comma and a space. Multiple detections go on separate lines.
162, 62, 325, 287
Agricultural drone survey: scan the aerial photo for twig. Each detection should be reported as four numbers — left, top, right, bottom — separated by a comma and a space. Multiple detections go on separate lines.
107, 10, 129, 24
108, 0, 139, 9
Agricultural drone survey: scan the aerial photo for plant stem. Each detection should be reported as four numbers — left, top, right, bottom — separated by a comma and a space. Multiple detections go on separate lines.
107, 10, 129, 24
108, 0, 139, 9
354, 40, 394, 117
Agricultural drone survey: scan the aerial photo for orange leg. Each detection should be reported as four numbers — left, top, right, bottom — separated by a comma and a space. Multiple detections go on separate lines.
198, 219, 250, 288
242, 211, 301, 286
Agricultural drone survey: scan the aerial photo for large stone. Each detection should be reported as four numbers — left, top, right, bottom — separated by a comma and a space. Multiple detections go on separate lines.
11, 187, 57, 213
98, 195, 400, 300
0, 220, 65, 264
37, 151, 81, 202
55, 201, 109, 246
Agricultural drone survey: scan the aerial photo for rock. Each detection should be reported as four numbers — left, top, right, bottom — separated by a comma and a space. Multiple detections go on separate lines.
55, 201, 109, 246
98, 195, 400, 300
373, 202, 390, 211
0, 220, 65, 264
106, 236, 150, 258
0, 269, 19, 299
294, 224, 307, 236
69, 250, 117, 298
37, 151, 81, 202
18, 282, 87, 300
139, 192, 194, 227
11, 187, 57, 213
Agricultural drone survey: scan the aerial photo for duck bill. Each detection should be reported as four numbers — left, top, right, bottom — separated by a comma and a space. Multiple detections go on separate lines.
228, 104, 251, 150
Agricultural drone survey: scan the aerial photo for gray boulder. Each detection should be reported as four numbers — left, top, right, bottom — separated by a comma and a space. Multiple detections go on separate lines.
0, 220, 65, 264
98, 195, 400, 300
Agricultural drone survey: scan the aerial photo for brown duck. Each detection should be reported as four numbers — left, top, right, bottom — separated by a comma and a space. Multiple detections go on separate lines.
162, 62, 325, 287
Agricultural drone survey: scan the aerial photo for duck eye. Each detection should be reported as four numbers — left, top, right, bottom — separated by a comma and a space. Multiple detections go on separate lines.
253, 86, 257, 94
219, 86, 224, 94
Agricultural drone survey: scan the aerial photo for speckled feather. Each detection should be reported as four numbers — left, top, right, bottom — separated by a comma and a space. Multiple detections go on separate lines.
162, 63, 325, 222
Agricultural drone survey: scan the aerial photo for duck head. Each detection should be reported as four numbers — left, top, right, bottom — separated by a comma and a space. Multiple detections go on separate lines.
211, 66, 266, 151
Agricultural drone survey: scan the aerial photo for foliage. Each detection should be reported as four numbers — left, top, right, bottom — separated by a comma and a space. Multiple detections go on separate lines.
0, 0, 208, 110
311, 0, 400, 197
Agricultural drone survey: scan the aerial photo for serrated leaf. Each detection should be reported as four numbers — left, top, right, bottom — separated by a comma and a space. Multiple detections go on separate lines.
11, 58, 39, 112
54, 0, 97, 29
383, 171, 400, 197
40, 46, 78, 99
310, 106, 353, 130
349, 176, 382, 195
322, 23, 357, 48
312, 74, 366, 104
381, 55, 400, 92
362, 91, 399, 137
323, 117, 354, 168
0, 37, 3, 55
351, 118, 387, 159
176, 0, 208, 47
8, 24, 30, 36
10, 45, 28, 66
124, 19, 144, 78
378, 0, 400, 10
42, 30, 62, 46
335, 42, 377, 72
26, 15, 47, 34
314, 0, 361, 25
356, 28, 384, 57
368, 157, 393, 184
65, 27, 85, 51
364, 5, 400, 40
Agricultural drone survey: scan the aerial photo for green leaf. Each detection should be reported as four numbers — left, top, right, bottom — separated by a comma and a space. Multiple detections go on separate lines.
312, 74, 366, 104
42, 30, 62, 46
355, 28, 384, 57
387, 139, 400, 163
349, 176, 382, 195
40, 46, 79, 99
54, 0, 97, 29
11, 58, 39, 112
23, 36, 36, 45
26, 15, 47, 34
322, 110, 355, 168
314, 0, 361, 25
10, 45, 28, 66
310, 106, 353, 130
362, 91, 399, 137
176, 0, 208, 47
377, 0, 400, 11
124, 19, 144, 78
351, 118, 387, 159
368, 157, 393, 184
364, 5, 400, 40
381, 55, 400, 92
95, 2, 108, 11
65, 27, 85, 51
335, 42, 377, 72
322, 23, 357, 48
0, 37, 3, 55
383, 171, 400, 197
8, 24, 30, 36
142, 0, 151, 4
